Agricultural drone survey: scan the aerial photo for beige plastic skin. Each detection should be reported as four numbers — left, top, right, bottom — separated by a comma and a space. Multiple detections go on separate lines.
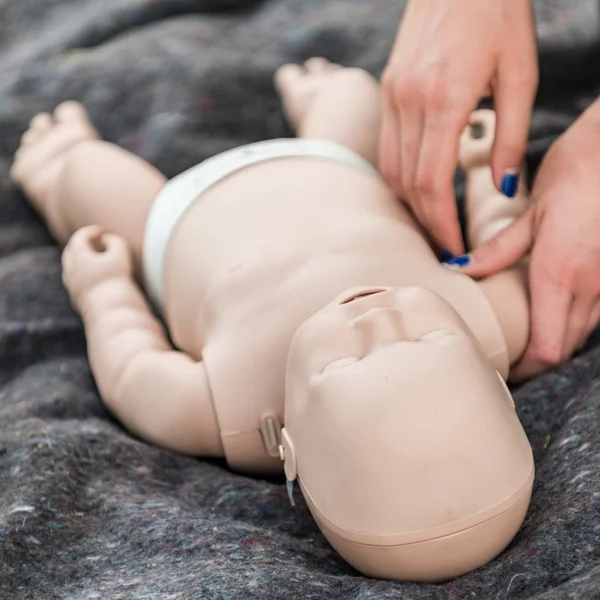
11, 58, 534, 581
458, 109, 531, 370
282, 287, 533, 582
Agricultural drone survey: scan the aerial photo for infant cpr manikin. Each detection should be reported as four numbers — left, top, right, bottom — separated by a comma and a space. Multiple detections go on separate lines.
11, 58, 534, 582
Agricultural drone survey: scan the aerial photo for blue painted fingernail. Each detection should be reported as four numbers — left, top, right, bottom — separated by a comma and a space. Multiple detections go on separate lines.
444, 254, 471, 268
439, 249, 454, 262
500, 170, 519, 198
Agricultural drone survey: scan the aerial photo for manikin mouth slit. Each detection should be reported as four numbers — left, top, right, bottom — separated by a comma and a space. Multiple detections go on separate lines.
339, 288, 387, 305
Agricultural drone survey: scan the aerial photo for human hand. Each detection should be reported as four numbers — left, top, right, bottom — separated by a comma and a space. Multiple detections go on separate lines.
457, 105, 600, 381
379, 0, 538, 256
62, 225, 133, 312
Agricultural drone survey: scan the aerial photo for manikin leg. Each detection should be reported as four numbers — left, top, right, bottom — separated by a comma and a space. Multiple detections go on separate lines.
275, 58, 382, 166
11, 102, 166, 277
11, 103, 222, 457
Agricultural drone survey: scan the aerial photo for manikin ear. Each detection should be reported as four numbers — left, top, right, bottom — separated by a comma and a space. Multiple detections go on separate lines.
280, 428, 298, 508
280, 427, 297, 482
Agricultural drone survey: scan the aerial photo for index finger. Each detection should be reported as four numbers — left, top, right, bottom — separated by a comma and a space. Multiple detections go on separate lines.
511, 264, 573, 381
414, 107, 467, 255
378, 93, 403, 197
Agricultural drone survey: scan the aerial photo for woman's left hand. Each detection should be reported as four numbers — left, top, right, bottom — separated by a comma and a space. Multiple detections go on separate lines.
458, 101, 600, 381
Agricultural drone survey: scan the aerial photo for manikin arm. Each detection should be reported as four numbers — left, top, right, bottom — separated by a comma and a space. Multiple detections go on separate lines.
459, 110, 530, 249
458, 110, 531, 367
62, 226, 223, 456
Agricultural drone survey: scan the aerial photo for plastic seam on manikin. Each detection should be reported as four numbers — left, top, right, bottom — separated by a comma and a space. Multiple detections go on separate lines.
489, 341, 510, 377
218, 417, 286, 462
197, 353, 228, 454
297, 466, 534, 547
142, 138, 382, 312
220, 429, 266, 446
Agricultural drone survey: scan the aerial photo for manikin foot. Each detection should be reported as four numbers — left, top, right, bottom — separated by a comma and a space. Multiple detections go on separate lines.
11, 101, 99, 235
275, 57, 342, 130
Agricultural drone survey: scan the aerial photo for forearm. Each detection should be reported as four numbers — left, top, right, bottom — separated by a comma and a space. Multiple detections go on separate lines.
77, 277, 222, 455
477, 262, 530, 370
78, 277, 171, 398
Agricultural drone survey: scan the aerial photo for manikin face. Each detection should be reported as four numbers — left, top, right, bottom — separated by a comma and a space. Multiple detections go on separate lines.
289, 286, 500, 387
282, 286, 528, 537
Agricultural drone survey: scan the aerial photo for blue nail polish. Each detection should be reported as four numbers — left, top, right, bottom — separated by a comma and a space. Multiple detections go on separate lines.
500, 171, 519, 198
439, 249, 454, 262
444, 254, 471, 268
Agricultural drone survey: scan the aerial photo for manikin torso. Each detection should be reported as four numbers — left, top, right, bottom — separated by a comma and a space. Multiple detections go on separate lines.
165, 158, 507, 471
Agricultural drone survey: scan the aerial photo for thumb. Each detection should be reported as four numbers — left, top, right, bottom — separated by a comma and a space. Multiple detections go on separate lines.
458, 207, 534, 278
490, 64, 537, 196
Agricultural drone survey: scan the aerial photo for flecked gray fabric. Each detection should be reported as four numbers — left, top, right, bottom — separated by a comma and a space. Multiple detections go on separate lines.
0, 1, 599, 598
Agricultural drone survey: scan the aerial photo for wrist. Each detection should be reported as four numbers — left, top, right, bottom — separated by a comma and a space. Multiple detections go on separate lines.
76, 276, 136, 318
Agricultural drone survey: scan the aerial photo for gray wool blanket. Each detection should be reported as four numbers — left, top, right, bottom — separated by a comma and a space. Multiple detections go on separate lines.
0, 1, 599, 598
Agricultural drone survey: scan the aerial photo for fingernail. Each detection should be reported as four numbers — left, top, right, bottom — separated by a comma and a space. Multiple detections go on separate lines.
443, 254, 472, 269
500, 170, 519, 198
439, 249, 454, 262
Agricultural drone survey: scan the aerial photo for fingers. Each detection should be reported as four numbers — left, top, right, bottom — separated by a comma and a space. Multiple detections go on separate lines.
413, 107, 465, 255
571, 293, 600, 353
67, 225, 123, 255
381, 70, 467, 255
513, 272, 600, 381
100, 232, 130, 259
379, 91, 403, 197
63, 226, 131, 277
490, 52, 538, 196
67, 224, 103, 248
563, 295, 595, 358
510, 268, 573, 382
455, 207, 534, 277
397, 107, 423, 209
396, 77, 423, 202
579, 300, 600, 351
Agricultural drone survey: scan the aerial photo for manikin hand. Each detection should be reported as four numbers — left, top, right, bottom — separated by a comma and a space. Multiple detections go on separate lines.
459, 103, 600, 381
379, 0, 538, 256
62, 225, 133, 313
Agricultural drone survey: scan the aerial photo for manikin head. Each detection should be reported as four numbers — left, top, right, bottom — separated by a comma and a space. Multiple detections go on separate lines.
280, 286, 534, 581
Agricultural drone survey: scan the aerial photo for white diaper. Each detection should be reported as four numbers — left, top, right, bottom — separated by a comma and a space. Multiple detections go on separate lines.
143, 138, 381, 309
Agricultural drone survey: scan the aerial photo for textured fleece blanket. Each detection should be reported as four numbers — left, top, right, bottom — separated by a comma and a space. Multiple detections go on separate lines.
0, 1, 599, 598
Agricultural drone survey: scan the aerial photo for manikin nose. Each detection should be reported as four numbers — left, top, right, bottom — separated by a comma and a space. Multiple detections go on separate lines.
351, 307, 405, 351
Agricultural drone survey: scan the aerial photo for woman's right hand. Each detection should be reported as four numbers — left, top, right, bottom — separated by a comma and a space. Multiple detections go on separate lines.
380, 0, 538, 256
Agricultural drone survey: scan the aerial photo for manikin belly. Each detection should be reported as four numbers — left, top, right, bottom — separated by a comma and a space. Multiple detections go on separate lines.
162, 156, 418, 351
